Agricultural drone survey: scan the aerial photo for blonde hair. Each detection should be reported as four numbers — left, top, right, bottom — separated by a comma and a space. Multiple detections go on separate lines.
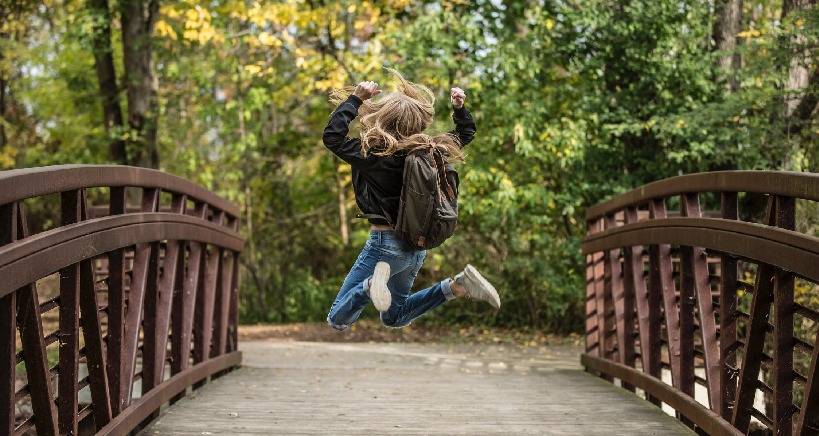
330, 68, 465, 163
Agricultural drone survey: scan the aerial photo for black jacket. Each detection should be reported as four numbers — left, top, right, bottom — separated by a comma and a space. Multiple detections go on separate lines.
323, 95, 477, 226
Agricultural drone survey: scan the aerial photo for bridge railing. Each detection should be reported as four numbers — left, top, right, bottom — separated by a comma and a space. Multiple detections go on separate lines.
0, 165, 244, 435
582, 171, 819, 436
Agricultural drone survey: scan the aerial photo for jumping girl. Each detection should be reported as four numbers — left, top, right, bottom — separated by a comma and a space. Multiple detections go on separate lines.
323, 69, 500, 331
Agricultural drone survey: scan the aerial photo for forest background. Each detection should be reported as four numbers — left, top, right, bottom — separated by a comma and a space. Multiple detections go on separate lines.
1, 0, 816, 332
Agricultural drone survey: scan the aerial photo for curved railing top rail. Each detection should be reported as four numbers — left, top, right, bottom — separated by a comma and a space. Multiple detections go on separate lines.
0, 165, 239, 218
586, 170, 819, 220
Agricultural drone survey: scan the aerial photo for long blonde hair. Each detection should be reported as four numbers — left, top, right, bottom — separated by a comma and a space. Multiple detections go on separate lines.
330, 68, 466, 163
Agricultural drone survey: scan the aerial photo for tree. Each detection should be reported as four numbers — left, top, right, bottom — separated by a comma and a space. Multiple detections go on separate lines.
714, 0, 743, 92
87, 0, 127, 164
120, 0, 160, 168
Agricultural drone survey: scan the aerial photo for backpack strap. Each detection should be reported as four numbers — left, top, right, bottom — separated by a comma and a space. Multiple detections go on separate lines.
355, 204, 395, 227
430, 148, 456, 201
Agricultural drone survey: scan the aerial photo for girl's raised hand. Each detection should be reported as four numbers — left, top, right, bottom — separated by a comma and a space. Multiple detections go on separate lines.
450, 87, 466, 109
353, 81, 382, 100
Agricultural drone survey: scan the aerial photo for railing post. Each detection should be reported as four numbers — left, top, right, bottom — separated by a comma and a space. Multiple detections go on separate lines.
107, 186, 126, 416
772, 196, 795, 435
0, 203, 18, 435
719, 192, 739, 421
58, 190, 83, 435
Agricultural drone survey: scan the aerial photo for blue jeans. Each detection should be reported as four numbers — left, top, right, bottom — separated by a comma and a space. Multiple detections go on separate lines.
327, 230, 455, 331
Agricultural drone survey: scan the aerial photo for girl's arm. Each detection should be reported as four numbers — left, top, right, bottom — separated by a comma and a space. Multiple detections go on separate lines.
322, 81, 381, 166
449, 87, 476, 148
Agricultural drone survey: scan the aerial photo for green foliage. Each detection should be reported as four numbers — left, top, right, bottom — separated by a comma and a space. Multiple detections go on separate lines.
4, 0, 816, 331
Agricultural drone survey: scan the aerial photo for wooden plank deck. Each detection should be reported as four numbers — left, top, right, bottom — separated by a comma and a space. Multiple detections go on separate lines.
142, 341, 692, 435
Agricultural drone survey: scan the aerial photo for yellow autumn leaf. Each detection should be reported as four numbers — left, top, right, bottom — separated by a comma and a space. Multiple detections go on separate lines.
244, 64, 262, 75
155, 19, 177, 40
182, 29, 198, 41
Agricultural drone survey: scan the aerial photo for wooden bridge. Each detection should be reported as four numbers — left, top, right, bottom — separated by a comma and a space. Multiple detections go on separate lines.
2, 166, 818, 435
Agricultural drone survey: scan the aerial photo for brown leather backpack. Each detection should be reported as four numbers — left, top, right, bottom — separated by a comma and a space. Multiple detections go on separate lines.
366, 145, 459, 250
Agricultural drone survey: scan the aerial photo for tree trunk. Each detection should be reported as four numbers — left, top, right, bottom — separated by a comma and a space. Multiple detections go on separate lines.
335, 167, 349, 246
87, 0, 127, 164
120, 0, 160, 168
0, 55, 6, 149
780, 0, 816, 168
713, 0, 743, 93
0, 3, 10, 149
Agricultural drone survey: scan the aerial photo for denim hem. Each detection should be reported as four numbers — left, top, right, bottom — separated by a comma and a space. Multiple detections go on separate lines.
441, 278, 456, 301
326, 316, 349, 332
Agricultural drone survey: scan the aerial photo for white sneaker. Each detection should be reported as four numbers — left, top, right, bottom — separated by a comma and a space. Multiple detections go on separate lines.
368, 261, 392, 313
454, 264, 500, 309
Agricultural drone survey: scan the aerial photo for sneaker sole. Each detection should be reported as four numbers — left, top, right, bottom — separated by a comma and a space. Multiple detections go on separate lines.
465, 264, 501, 309
370, 261, 392, 313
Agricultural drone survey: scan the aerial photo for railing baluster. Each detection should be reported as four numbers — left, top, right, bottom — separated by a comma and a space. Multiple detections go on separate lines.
107, 186, 126, 416
797, 329, 819, 434
193, 210, 225, 375
194, 245, 220, 368
605, 213, 633, 390
121, 188, 160, 409
143, 194, 187, 397
625, 207, 659, 405
602, 215, 617, 368
587, 218, 604, 357
732, 197, 777, 432
648, 199, 681, 390
593, 238, 607, 361
773, 196, 795, 435
228, 249, 240, 353
172, 203, 208, 378
15, 205, 58, 435
681, 193, 720, 411
212, 251, 234, 358
77, 193, 112, 430
719, 192, 738, 420
1, 203, 17, 435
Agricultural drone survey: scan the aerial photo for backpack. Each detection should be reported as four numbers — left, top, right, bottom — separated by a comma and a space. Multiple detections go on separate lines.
366, 145, 459, 250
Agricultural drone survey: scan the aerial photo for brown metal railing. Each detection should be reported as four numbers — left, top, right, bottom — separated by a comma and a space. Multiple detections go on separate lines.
0, 165, 244, 435
582, 171, 819, 436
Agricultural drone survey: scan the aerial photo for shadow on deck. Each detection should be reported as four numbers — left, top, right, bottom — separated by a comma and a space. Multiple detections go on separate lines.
142, 341, 692, 435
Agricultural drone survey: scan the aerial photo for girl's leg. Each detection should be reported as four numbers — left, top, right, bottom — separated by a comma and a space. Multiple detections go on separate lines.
327, 241, 381, 331
381, 250, 457, 328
